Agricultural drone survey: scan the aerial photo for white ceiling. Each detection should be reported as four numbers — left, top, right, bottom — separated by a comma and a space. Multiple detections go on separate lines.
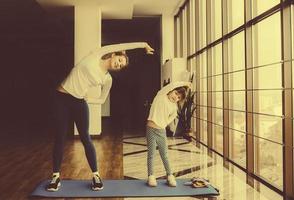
36, 0, 184, 19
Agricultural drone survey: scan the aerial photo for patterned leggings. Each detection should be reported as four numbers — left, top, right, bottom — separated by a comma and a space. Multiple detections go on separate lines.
146, 126, 172, 176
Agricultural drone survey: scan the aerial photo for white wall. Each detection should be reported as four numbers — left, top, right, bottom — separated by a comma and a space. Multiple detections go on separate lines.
74, 6, 102, 135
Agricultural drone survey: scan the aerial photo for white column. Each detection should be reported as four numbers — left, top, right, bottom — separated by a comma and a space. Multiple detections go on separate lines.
74, 5, 102, 135
161, 14, 174, 86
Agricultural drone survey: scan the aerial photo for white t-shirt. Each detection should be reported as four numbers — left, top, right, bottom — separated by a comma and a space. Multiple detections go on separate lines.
61, 42, 148, 104
147, 81, 191, 129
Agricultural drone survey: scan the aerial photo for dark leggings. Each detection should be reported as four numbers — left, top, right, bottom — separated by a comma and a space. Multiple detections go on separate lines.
52, 91, 97, 173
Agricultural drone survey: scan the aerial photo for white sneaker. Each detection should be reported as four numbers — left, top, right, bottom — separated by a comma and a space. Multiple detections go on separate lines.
148, 175, 157, 187
167, 175, 177, 187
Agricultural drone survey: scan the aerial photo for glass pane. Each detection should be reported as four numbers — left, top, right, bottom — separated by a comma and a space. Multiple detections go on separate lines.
212, 43, 223, 75
200, 52, 207, 78
229, 110, 246, 132
190, 0, 196, 54
254, 137, 283, 190
252, 0, 280, 18
212, 124, 223, 154
200, 120, 207, 144
200, 106, 207, 120
253, 90, 283, 116
200, 78, 207, 91
211, 0, 222, 41
185, 7, 188, 54
252, 64, 282, 89
212, 108, 223, 125
177, 17, 181, 57
228, 31, 245, 72
229, 91, 246, 111
184, 6, 189, 57
229, 129, 246, 168
227, 0, 244, 32
228, 71, 245, 91
253, 114, 282, 144
187, 60, 192, 74
191, 58, 197, 90
212, 75, 223, 91
192, 117, 196, 136
179, 14, 183, 57
181, 10, 186, 57
253, 12, 281, 67
181, 10, 185, 57
212, 91, 223, 108
198, 0, 206, 49
200, 92, 207, 106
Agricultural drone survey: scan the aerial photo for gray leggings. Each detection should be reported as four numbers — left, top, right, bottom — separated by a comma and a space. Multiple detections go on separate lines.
146, 126, 172, 176
52, 91, 97, 173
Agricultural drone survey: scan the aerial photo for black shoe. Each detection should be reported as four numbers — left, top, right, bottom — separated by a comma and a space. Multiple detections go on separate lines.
92, 175, 104, 190
46, 175, 61, 192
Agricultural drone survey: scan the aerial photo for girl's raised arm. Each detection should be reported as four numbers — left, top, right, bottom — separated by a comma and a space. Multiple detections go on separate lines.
158, 81, 191, 95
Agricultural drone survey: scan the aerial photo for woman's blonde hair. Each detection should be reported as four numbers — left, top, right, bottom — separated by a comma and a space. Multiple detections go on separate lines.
101, 51, 129, 67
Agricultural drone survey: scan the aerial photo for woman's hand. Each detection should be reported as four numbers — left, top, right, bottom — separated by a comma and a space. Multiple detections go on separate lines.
145, 43, 154, 54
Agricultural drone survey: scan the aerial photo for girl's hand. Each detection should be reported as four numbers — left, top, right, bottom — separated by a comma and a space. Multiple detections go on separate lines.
145, 44, 154, 54
187, 82, 192, 88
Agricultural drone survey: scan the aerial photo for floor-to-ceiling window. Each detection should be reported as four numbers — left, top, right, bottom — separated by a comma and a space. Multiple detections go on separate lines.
212, 43, 223, 154
199, 51, 208, 144
174, 0, 294, 199
252, 10, 283, 190
227, 31, 246, 168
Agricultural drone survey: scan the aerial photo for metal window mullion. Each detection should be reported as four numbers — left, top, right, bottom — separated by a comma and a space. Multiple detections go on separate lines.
183, 8, 188, 57
281, 1, 294, 199
174, 17, 178, 57
187, 1, 191, 57
195, 0, 201, 142
194, 0, 198, 53
244, 0, 254, 187
179, 13, 184, 57
207, 0, 213, 149
222, 0, 230, 168
191, 0, 196, 54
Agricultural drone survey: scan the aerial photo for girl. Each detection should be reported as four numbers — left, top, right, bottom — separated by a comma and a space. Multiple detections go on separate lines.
146, 81, 191, 187
47, 42, 154, 192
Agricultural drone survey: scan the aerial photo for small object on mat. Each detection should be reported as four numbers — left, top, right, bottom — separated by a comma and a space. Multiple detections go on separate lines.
192, 180, 209, 188
184, 177, 210, 188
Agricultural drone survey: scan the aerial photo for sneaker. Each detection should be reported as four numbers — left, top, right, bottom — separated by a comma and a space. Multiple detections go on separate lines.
147, 175, 157, 187
47, 175, 61, 192
167, 174, 177, 187
92, 174, 104, 190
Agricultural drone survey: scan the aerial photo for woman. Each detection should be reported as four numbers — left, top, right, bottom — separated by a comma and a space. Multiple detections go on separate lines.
47, 42, 154, 192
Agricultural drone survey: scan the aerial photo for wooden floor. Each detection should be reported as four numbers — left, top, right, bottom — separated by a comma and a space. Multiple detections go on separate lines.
0, 120, 283, 200
0, 124, 124, 200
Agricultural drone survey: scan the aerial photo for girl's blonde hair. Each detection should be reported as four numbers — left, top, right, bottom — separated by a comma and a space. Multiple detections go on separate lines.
173, 86, 189, 101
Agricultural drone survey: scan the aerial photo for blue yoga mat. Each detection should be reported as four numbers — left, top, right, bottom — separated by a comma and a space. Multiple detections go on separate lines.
30, 179, 219, 198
